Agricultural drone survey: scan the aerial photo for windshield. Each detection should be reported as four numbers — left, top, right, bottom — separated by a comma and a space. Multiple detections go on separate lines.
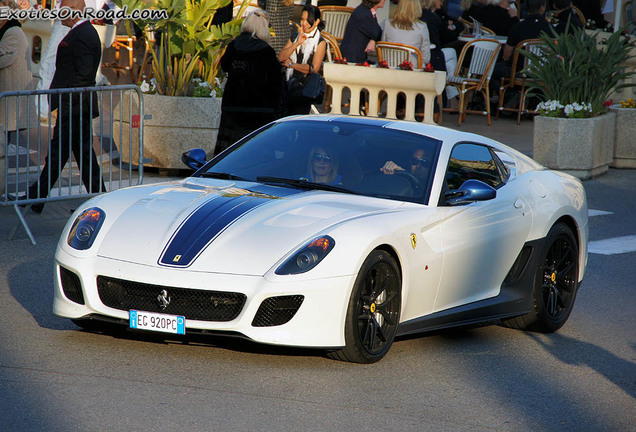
197, 119, 441, 204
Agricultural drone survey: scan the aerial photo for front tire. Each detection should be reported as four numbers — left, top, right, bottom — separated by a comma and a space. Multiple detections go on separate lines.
503, 222, 580, 332
329, 250, 401, 363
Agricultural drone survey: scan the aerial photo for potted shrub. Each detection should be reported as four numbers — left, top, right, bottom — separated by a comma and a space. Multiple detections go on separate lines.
113, 0, 249, 171
608, 98, 636, 168
526, 26, 635, 179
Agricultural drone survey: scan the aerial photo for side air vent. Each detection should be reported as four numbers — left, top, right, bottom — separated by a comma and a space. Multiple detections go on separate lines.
504, 245, 533, 285
60, 266, 85, 305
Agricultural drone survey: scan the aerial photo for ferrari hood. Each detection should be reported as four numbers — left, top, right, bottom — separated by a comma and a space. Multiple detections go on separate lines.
97, 179, 402, 275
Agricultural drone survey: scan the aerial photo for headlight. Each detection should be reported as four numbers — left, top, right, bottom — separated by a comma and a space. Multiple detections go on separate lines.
67, 207, 106, 250
275, 236, 335, 275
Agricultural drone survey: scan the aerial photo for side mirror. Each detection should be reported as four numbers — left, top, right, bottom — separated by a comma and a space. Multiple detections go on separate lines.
445, 179, 496, 206
182, 148, 207, 171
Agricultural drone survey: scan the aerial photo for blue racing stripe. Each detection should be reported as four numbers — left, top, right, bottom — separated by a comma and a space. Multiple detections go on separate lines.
159, 185, 303, 267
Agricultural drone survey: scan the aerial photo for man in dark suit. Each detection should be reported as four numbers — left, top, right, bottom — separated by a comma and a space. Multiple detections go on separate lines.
340, 0, 386, 63
28, 0, 105, 213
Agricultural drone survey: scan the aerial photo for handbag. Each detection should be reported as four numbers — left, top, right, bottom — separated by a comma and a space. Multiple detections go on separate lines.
301, 65, 325, 101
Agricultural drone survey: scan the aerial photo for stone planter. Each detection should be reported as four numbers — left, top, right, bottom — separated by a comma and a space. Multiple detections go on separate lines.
114, 94, 222, 172
533, 112, 616, 180
608, 105, 636, 169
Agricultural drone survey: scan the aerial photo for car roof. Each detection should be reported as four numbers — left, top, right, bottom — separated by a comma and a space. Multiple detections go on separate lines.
278, 114, 502, 148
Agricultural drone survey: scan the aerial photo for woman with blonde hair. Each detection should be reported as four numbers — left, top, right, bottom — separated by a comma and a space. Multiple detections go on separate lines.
215, 10, 284, 156
382, 0, 431, 65
304, 146, 342, 185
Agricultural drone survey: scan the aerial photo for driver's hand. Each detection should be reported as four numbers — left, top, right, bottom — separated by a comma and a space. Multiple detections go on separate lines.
380, 161, 405, 175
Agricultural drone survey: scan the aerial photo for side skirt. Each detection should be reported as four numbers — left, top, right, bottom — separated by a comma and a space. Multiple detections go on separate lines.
397, 238, 544, 336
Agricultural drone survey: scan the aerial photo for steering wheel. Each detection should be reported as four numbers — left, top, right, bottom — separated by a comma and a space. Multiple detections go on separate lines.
394, 171, 422, 195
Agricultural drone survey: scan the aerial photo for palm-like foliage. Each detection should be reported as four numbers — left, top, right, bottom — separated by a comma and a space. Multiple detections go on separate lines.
523, 25, 636, 116
116, 0, 250, 96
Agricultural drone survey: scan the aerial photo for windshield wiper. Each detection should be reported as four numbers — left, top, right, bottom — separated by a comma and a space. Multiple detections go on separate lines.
256, 176, 357, 195
198, 172, 249, 181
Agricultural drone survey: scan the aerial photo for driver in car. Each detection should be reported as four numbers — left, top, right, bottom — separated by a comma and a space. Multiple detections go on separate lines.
380, 148, 430, 180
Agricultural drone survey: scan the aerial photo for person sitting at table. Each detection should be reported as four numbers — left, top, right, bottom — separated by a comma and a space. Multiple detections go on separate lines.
462, 0, 489, 21
489, 0, 550, 104
551, 0, 584, 33
303, 146, 343, 185
475, 0, 519, 36
340, 0, 386, 63
382, 0, 431, 66
421, 0, 460, 107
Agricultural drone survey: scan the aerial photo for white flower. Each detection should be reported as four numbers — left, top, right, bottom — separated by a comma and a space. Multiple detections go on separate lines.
209, 90, 215, 97
192, 78, 202, 84
140, 80, 150, 93
200, 81, 211, 88
564, 105, 574, 115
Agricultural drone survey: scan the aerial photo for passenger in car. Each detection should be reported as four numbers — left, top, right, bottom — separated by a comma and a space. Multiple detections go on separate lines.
303, 146, 343, 185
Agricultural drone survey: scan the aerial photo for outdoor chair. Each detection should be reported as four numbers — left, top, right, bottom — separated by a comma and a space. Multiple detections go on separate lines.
322, 31, 343, 112
376, 41, 424, 68
445, 38, 501, 126
319, 6, 354, 42
322, 31, 342, 62
496, 38, 545, 124
572, 6, 586, 26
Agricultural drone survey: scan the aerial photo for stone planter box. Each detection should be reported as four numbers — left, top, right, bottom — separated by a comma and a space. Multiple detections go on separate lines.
533, 112, 616, 180
608, 105, 636, 169
114, 93, 222, 172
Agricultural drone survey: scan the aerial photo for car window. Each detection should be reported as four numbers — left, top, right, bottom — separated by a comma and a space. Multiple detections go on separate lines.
445, 143, 504, 191
199, 120, 442, 204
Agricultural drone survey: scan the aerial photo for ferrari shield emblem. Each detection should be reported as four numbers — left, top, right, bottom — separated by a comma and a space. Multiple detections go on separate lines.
410, 233, 417, 249
173, 255, 182, 262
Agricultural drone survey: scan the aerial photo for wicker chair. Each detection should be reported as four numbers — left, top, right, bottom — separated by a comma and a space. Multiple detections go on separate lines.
496, 38, 544, 124
446, 38, 501, 126
319, 6, 354, 42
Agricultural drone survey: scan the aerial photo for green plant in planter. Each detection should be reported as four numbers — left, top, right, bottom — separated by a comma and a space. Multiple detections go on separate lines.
524, 26, 636, 117
115, 0, 249, 96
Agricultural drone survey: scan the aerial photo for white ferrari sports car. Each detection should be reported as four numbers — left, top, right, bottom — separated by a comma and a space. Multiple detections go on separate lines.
53, 115, 588, 363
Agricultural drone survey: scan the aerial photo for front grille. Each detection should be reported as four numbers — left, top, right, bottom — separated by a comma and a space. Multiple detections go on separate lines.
60, 266, 85, 304
252, 295, 304, 327
96, 276, 246, 322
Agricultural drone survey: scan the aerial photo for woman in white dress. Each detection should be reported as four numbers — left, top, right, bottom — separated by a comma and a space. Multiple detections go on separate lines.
381, 0, 431, 66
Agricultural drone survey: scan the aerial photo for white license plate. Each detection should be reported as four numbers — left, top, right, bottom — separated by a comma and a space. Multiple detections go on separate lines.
129, 310, 185, 335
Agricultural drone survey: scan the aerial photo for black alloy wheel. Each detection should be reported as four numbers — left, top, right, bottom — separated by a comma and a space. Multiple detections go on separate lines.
503, 222, 580, 332
329, 250, 401, 363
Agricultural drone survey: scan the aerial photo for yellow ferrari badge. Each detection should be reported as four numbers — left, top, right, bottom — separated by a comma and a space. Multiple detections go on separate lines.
410, 233, 417, 249
173, 255, 182, 262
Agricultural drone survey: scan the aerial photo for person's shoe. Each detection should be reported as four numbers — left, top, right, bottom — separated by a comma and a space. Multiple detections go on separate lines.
30, 203, 44, 214
6, 193, 27, 208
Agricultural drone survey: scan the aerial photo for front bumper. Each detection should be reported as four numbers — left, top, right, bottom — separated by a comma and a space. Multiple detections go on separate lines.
53, 247, 355, 348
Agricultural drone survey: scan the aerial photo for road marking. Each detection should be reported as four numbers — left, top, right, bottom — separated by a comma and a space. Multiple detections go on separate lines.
588, 235, 636, 255
588, 209, 613, 217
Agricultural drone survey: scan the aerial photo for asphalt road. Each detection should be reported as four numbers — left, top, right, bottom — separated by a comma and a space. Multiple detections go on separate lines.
0, 169, 634, 432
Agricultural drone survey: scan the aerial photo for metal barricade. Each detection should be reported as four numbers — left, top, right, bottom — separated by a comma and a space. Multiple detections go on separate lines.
0, 85, 145, 245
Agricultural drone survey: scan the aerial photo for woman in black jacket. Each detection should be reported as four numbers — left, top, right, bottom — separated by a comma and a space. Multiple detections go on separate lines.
215, 10, 284, 156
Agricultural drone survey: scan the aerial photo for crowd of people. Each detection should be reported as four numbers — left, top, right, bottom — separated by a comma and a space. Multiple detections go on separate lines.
216, 0, 609, 149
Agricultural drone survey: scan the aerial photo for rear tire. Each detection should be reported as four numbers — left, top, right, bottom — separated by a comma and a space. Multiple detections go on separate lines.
328, 250, 401, 363
503, 222, 579, 332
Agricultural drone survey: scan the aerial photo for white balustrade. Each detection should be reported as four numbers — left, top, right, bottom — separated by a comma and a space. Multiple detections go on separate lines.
323, 62, 446, 124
